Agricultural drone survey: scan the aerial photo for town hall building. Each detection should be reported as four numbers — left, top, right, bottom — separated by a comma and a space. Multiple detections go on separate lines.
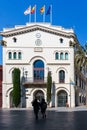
0, 23, 87, 108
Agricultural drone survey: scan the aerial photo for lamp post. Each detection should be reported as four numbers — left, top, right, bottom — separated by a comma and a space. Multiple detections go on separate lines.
25, 71, 28, 81
70, 82, 71, 107
21, 68, 28, 108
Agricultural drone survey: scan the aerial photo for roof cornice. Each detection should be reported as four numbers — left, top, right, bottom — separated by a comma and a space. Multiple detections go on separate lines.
0, 24, 76, 38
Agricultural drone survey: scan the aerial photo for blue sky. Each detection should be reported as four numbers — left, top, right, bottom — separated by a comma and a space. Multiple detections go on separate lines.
0, 0, 87, 64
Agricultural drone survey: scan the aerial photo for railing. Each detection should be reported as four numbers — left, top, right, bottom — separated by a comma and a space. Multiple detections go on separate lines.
22, 77, 47, 84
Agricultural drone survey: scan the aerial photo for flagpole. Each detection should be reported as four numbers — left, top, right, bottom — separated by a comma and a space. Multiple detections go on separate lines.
29, 5, 31, 23
43, 5, 45, 23
50, 5, 52, 24
35, 5, 36, 22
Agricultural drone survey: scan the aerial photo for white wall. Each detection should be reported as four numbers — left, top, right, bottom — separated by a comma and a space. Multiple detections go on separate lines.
2, 23, 75, 108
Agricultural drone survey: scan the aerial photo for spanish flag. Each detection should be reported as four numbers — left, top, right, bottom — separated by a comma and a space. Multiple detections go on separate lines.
40, 6, 45, 14
31, 5, 35, 14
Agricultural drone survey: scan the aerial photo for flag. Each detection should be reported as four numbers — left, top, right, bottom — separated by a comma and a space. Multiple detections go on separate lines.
31, 5, 36, 14
24, 6, 31, 15
46, 6, 51, 15
40, 6, 45, 14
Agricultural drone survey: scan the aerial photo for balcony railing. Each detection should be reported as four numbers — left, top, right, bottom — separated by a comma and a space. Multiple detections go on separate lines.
22, 77, 47, 85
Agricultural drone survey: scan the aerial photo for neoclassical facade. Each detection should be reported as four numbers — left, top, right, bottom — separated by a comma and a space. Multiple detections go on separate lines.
0, 23, 86, 108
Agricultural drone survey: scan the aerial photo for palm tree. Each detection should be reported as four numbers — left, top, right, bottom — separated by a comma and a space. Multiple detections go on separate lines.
69, 40, 75, 47
82, 43, 87, 55
75, 44, 87, 69
0, 40, 7, 47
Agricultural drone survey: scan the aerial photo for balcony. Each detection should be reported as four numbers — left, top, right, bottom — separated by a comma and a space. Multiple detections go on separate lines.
22, 77, 47, 88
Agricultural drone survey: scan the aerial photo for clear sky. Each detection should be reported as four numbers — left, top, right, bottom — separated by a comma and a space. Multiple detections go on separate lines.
0, 0, 87, 64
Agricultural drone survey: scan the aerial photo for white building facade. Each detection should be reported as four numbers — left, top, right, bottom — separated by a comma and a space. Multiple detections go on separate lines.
1, 23, 81, 108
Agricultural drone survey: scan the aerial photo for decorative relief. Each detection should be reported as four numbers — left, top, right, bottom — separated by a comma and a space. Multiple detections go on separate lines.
35, 39, 42, 46
36, 33, 41, 38
34, 47, 43, 52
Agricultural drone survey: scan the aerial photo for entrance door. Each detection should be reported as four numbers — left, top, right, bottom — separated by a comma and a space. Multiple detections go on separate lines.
34, 90, 44, 102
57, 90, 67, 107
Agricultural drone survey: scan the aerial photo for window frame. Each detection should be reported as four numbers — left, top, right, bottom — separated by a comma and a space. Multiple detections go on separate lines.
55, 52, 59, 60
59, 70, 65, 83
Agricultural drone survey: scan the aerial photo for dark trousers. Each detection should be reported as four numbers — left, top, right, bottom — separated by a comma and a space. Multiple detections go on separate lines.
34, 108, 39, 119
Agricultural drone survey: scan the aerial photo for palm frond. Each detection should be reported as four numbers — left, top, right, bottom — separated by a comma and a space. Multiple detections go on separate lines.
0, 40, 7, 47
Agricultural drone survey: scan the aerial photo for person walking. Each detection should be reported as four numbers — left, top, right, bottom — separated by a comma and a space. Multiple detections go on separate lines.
32, 98, 40, 120
40, 98, 47, 119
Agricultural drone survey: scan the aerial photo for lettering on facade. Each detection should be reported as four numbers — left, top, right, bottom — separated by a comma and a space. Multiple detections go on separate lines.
34, 47, 43, 52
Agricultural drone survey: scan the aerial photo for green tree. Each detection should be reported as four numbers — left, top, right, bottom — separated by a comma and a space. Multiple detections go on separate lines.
47, 71, 52, 104
12, 68, 21, 107
75, 44, 87, 69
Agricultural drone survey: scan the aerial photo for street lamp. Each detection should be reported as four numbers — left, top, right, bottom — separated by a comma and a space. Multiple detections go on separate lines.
25, 71, 28, 81
21, 68, 28, 82
21, 68, 28, 108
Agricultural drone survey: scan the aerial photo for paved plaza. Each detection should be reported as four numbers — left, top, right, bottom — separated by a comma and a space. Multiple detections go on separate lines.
0, 107, 87, 130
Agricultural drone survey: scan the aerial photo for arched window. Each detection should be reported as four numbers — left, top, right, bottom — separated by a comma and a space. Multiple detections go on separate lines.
13, 37, 17, 42
13, 52, 16, 59
59, 70, 65, 83
18, 52, 22, 59
65, 53, 68, 60
60, 52, 64, 60
55, 52, 59, 60
8, 52, 12, 59
59, 38, 63, 43
33, 60, 44, 81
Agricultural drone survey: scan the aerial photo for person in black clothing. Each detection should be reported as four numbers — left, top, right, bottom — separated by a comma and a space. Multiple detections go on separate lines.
32, 98, 40, 120
40, 98, 47, 119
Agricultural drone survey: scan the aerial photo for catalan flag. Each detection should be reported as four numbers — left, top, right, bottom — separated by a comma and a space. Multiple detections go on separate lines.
31, 5, 36, 14
40, 6, 45, 14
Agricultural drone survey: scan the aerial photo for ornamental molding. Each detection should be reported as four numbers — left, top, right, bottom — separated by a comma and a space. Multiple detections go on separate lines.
0, 24, 76, 40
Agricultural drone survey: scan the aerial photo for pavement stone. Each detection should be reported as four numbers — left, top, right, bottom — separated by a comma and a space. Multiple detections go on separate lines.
0, 106, 87, 130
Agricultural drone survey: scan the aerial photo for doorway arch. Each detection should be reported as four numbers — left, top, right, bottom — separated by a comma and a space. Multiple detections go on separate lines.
57, 90, 68, 107
10, 91, 14, 108
33, 90, 44, 102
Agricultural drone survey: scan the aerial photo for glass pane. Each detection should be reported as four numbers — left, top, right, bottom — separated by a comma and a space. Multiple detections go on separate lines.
33, 60, 44, 81
13, 52, 16, 59
59, 70, 65, 83
9, 52, 12, 59
55, 52, 59, 59
60, 53, 63, 60
58, 90, 67, 107
65, 53, 68, 60
18, 52, 21, 59
34, 60, 44, 68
